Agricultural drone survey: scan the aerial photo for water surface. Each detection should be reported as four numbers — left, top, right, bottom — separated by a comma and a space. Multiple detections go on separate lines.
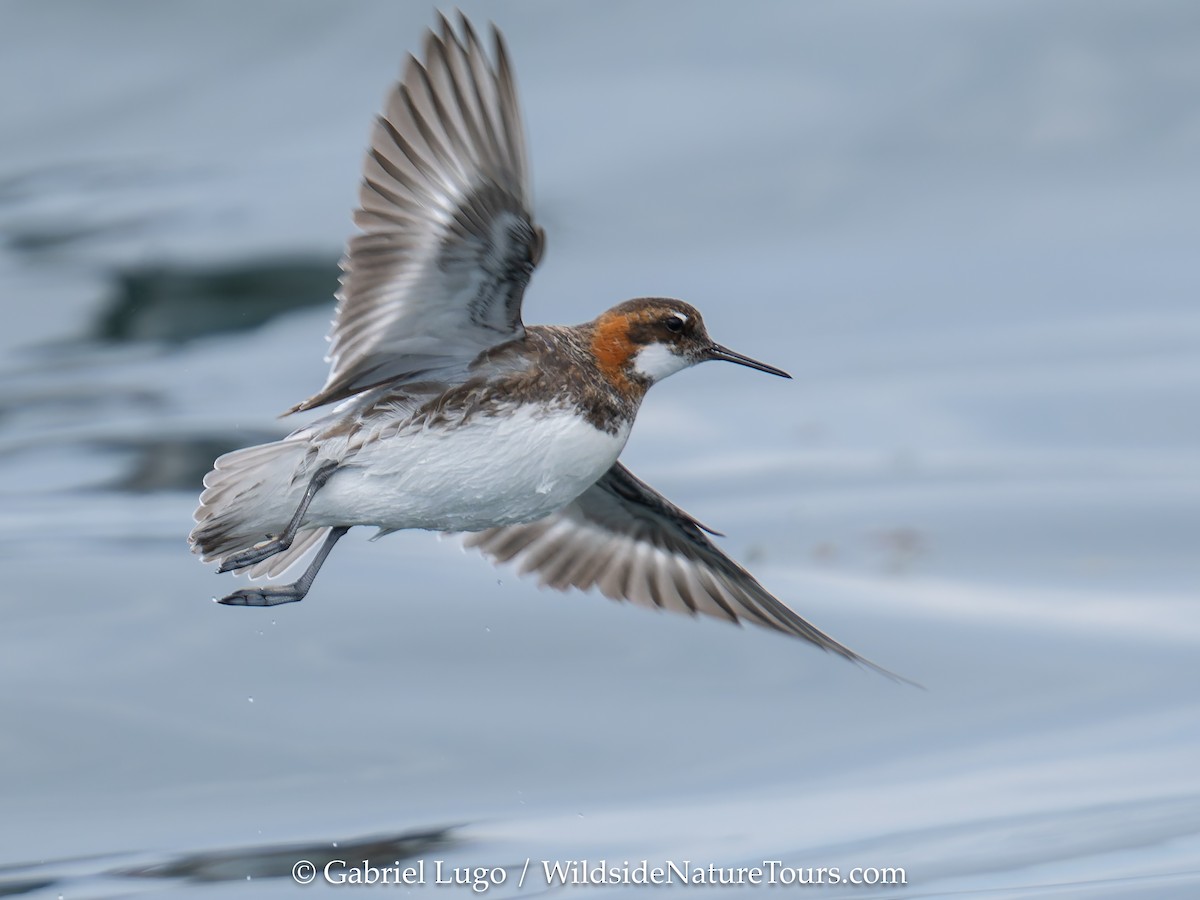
2, 2, 1199, 897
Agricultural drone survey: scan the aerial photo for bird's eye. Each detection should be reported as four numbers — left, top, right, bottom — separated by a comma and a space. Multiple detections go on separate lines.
664, 315, 685, 334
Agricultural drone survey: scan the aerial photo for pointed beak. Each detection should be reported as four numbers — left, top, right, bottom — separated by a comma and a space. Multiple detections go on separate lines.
706, 343, 792, 379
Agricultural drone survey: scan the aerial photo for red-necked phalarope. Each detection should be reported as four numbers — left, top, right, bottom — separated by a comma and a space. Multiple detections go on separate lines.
190, 14, 889, 675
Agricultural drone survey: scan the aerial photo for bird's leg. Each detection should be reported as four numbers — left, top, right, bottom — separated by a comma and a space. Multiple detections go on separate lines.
218, 461, 339, 573
218, 526, 350, 607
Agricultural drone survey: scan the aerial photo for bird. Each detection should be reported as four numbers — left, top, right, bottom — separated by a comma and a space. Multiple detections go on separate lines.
189, 13, 889, 676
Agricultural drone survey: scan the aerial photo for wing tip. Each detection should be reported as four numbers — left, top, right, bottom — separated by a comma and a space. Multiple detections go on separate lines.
807, 631, 921, 688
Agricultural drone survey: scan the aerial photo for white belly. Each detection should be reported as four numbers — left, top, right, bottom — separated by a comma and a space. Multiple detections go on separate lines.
308, 404, 630, 532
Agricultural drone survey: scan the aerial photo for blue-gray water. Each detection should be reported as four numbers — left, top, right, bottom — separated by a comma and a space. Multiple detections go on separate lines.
2, 1, 1199, 897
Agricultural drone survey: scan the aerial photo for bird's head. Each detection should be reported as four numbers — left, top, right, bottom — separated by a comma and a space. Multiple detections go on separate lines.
589, 298, 790, 392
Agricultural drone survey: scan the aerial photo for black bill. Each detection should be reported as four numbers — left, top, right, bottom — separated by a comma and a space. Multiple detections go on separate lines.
706, 343, 791, 379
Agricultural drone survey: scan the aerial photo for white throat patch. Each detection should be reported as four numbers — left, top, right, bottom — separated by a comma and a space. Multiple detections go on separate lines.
632, 342, 692, 383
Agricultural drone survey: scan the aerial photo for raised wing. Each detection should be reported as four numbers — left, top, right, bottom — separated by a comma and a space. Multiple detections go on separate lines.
293, 14, 545, 413
464, 464, 903, 679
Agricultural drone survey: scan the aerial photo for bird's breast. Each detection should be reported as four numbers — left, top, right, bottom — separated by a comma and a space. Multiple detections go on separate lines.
310, 401, 632, 532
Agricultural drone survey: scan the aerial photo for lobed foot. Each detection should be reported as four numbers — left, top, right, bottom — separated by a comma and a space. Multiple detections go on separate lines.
217, 537, 290, 573
214, 525, 347, 609
217, 585, 306, 607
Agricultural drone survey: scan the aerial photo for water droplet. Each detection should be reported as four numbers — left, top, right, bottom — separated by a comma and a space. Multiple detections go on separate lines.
247, 697, 254, 704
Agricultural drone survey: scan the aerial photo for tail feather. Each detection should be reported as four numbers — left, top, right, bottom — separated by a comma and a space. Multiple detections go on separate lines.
190, 439, 315, 576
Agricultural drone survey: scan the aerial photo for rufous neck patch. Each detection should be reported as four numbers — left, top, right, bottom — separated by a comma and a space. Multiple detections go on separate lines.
589, 311, 636, 392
